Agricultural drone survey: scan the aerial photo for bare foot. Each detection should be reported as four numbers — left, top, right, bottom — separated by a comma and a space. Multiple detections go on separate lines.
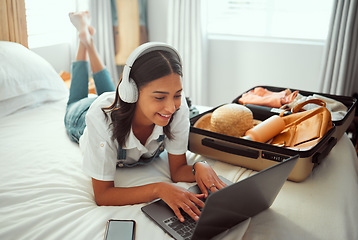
69, 11, 95, 46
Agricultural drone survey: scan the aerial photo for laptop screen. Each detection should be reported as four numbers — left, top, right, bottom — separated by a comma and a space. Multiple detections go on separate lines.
192, 155, 298, 239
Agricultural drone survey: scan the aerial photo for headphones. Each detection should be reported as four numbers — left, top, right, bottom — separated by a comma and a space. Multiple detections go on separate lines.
119, 42, 182, 103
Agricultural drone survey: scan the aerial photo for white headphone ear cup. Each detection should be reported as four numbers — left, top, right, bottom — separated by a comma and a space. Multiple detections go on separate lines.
119, 78, 138, 103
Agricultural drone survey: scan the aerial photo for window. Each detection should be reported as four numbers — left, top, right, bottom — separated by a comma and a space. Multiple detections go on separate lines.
207, 0, 334, 41
25, 0, 88, 48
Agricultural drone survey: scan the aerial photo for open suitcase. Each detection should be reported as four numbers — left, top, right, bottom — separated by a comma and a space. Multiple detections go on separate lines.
189, 86, 357, 182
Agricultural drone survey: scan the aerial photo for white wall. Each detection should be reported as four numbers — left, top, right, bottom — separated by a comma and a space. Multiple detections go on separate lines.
207, 37, 324, 106
147, 0, 326, 107
31, 43, 72, 73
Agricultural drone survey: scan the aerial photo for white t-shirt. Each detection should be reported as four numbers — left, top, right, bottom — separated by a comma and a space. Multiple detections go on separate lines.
80, 92, 190, 181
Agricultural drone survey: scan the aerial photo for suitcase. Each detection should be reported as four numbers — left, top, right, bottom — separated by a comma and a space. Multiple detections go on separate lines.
189, 86, 357, 182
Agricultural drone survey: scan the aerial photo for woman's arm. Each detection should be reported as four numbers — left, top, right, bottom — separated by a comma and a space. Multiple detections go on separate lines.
92, 178, 205, 222
92, 179, 162, 206
167, 153, 195, 182
168, 153, 226, 198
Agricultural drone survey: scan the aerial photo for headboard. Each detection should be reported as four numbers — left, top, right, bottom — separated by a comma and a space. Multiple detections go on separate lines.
0, 0, 28, 47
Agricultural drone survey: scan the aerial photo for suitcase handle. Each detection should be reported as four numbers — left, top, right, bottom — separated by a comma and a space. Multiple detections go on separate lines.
201, 138, 260, 159
312, 137, 337, 166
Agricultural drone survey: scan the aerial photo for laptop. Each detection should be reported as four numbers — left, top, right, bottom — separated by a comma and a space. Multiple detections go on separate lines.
141, 155, 299, 240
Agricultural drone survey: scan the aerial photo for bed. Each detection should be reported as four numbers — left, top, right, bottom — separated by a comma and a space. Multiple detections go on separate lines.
1, 41, 358, 240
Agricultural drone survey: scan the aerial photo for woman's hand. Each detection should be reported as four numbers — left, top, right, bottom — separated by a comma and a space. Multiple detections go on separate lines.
193, 161, 226, 198
158, 182, 205, 222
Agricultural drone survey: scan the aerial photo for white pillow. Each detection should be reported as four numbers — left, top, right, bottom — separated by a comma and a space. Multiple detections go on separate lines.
0, 41, 69, 117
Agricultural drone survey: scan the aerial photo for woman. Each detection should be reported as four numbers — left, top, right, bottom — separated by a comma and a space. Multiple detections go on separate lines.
64, 11, 225, 222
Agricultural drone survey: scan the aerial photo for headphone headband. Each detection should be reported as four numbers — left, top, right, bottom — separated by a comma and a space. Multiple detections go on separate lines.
119, 42, 182, 103
125, 42, 182, 68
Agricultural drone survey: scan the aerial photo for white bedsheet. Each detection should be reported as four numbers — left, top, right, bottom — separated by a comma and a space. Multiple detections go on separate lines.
1, 100, 358, 240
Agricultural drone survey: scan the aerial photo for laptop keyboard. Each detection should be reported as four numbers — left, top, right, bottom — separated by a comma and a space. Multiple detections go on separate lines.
163, 212, 196, 240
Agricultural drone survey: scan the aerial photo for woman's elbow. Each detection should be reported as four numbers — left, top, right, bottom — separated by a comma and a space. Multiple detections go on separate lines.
170, 175, 180, 183
94, 194, 108, 206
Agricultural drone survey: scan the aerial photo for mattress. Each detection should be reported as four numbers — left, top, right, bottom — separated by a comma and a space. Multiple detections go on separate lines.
0, 99, 358, 240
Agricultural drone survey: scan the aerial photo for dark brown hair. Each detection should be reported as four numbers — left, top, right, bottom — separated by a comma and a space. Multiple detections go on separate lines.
102, 50, 183, 147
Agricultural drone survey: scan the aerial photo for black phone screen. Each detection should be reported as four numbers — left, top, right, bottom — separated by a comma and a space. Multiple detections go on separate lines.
104, 219, 135, 240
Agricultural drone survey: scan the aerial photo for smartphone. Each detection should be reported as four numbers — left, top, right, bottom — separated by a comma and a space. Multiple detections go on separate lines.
104, 219, 136, 240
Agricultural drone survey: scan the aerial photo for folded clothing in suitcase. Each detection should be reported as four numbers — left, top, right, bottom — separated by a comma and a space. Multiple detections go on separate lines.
189, 86, 357, 182
236, 86, 357, 141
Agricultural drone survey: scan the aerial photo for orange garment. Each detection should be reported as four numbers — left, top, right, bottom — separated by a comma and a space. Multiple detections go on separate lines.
238, 87, 298, 108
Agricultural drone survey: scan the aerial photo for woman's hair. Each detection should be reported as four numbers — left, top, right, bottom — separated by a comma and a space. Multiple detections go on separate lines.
102, 50, 183, 147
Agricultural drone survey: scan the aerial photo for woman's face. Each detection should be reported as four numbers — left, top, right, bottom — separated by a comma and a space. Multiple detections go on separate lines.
134, 73, 183, 127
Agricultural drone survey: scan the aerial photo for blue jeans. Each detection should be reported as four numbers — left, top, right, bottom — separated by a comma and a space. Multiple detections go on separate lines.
64, 61, 115, 143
